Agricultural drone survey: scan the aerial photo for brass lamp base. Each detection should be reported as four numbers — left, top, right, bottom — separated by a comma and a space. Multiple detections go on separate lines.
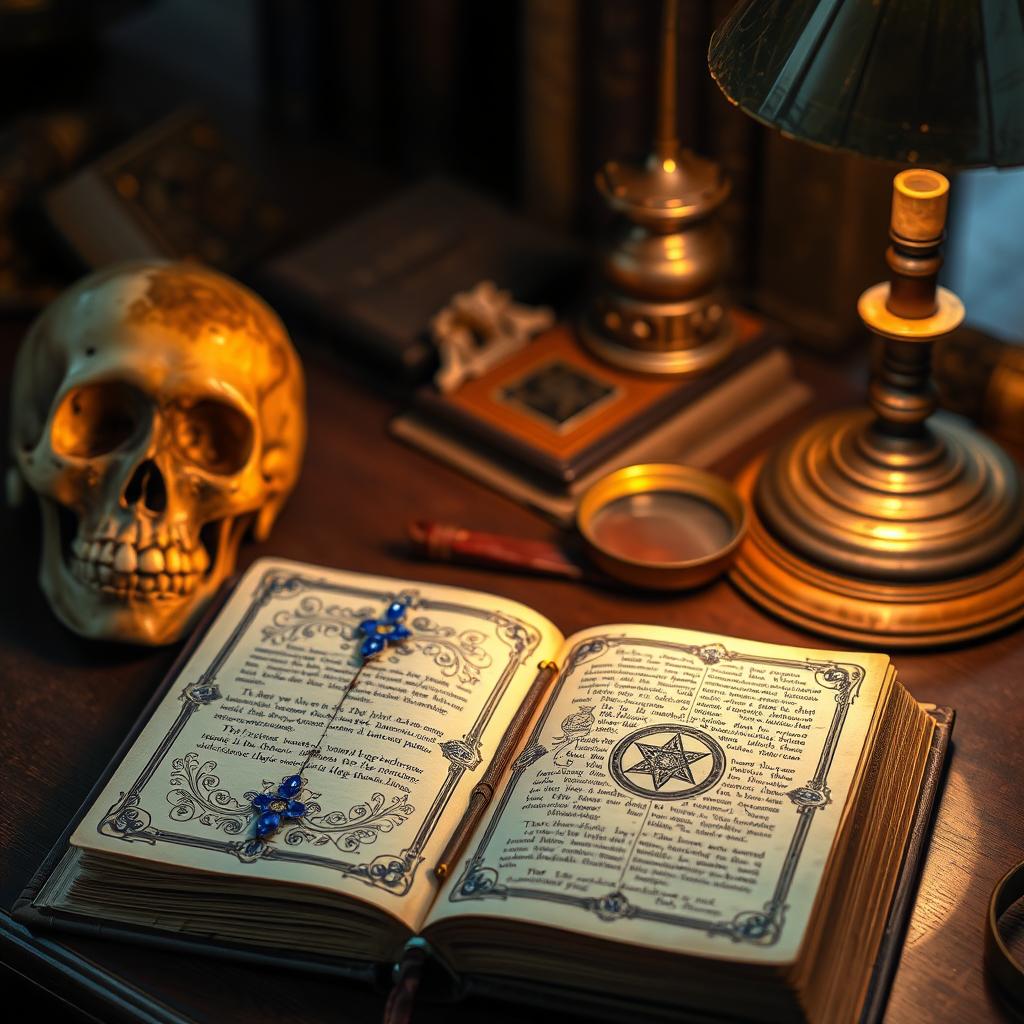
731, 168, 1024, 648
731, 425, 1024, 648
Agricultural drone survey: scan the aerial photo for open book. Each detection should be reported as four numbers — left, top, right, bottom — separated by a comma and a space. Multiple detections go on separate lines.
22, 559, 949, 1023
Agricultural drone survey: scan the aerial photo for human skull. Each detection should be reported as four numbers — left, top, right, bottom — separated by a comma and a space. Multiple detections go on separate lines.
8, 260, 305, 645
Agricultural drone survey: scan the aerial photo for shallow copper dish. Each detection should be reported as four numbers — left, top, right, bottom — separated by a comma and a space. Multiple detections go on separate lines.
576, 463, 747, 590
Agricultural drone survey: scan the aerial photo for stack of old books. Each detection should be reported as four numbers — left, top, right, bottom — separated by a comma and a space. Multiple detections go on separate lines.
393, 314, 807, 522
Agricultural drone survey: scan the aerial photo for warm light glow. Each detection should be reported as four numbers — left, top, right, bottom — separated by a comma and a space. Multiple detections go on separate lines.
872, 524, 910, 541
662, 158, 677, 172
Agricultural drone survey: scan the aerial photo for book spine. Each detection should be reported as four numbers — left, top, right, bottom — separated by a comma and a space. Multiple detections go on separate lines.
334, 2, 385, 158
258, 0, 325, 136
521, 0, 581, 229
755, 132, 892, 352
578, 0, 660, 232
580, 0, 658, 169
394, 0, 458, 173
677, 0, 711, 151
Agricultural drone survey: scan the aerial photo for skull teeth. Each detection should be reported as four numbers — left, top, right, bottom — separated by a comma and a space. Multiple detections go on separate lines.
113, 543, 137, 573
139, 546, 164, 573
69, 527, 208, 599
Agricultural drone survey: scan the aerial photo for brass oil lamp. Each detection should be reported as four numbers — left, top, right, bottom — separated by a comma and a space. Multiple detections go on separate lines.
582, 0, 735, 376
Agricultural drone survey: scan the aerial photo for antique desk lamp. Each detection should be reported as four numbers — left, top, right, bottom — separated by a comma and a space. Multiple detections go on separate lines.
709, 0, 1024, 646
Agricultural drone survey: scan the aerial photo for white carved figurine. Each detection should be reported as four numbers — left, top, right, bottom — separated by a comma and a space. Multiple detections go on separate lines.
431, 280, 554, 394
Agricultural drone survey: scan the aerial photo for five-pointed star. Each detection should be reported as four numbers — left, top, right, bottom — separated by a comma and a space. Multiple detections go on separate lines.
624, 732, 710, 791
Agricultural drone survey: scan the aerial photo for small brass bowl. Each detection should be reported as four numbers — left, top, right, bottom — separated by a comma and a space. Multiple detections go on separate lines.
576, 463, 747, 590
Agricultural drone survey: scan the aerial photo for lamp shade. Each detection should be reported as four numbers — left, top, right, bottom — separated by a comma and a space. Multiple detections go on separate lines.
708, 0, 1024, 168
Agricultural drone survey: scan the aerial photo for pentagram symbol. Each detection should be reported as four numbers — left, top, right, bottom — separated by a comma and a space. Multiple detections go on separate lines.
609, 725, 726, 800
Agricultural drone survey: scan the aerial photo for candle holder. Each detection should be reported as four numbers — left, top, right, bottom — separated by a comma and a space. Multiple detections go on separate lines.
731, 170, 1024, 646
581, 0, 735, 376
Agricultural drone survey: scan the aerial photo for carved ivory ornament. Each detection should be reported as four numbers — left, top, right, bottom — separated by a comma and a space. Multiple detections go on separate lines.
431, 280, 554, 394
7, 261, 306, 645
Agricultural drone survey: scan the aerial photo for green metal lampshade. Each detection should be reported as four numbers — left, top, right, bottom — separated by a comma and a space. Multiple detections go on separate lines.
708, 0, 1024, 168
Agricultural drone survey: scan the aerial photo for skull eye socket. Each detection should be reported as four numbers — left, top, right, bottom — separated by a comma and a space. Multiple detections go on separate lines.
51, 381, 147, 458
174, 399, 253, 475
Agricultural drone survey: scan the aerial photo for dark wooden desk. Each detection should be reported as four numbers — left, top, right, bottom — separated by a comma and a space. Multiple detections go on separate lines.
1, 327, 1020, 1023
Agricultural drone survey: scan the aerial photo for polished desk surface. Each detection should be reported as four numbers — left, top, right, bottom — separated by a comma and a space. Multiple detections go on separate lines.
1, 325, 1021, 1024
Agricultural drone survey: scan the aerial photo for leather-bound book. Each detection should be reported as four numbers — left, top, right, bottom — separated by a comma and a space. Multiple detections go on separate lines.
44, 110, 284, 275
411, 312, 786, 486
18, 557, 952, 1024
260, 177, 582, 381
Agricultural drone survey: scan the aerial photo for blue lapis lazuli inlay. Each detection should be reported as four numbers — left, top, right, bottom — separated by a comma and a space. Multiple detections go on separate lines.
251, 774, 307, 838
357, 600, 411, 659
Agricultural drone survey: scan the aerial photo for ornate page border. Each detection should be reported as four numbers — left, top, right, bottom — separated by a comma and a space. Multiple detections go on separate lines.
448, 634, 866, 945
96, 568, 541, 898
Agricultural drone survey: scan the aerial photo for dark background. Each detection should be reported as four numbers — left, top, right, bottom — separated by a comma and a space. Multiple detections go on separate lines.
3, 0, 1022, 350
1, 2, 1022, 1021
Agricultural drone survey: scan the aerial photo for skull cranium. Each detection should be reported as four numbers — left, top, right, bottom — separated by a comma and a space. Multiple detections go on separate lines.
8, 260, 305, 645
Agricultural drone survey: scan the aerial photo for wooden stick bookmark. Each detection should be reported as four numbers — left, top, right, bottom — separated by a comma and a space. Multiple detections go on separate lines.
434, 659, 559, 881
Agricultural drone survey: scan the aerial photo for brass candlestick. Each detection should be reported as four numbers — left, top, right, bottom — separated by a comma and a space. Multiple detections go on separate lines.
581, 0, 735, 376
732, 169, 1024, 647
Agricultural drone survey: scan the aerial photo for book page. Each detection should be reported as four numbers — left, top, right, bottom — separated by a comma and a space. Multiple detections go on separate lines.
428, 624, 892, 964
70, 558, 562, 932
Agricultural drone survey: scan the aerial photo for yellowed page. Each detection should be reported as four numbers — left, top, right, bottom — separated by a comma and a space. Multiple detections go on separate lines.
69, 558, 563, 932
428, 623, 891, 965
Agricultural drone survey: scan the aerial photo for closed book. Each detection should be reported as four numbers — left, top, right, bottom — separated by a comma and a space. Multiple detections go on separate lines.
412, 311, 782, 485
393, 346, 809, 525
260, 177, 582, 380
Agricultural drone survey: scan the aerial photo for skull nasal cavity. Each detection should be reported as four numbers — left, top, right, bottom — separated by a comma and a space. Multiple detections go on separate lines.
123, 459, 167, 514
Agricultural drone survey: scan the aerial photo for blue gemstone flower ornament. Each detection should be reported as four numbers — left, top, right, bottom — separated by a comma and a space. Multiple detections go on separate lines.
251, 773, 307, 838
357, 600, 411, 659
247, 600, 414, 844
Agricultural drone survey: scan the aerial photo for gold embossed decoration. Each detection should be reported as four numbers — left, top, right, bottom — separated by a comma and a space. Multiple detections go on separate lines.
7, 260, 306, 645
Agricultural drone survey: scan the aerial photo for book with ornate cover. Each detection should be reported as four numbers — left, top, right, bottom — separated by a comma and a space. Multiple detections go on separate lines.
17, 558, 951, 1023
393, 346, 809, 525
412, 313, 781, 485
